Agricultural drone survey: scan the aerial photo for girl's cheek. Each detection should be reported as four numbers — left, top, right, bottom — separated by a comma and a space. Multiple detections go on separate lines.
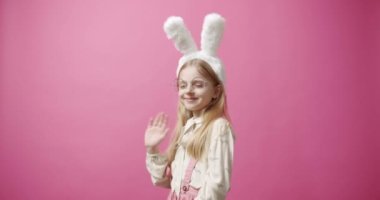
178, 90, 185, 97
194, 89, 207, 95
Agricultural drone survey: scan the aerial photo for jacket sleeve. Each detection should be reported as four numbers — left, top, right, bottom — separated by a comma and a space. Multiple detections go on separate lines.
196, 119, 235, 200
146, 152, 171, 188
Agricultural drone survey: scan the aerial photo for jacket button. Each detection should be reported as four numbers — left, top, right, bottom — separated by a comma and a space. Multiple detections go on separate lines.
182, 186, 189, 192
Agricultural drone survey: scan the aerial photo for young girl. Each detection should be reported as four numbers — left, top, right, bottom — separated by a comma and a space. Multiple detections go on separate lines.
145, 13, 234, 200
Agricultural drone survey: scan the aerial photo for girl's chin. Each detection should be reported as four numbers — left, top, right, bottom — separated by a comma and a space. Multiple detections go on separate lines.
183, 104, 201, 111
182, 99, 199, 106
184, 105, 198, 111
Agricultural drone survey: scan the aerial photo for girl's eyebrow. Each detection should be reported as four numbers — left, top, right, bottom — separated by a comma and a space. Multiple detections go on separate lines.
178, 77, 206, 82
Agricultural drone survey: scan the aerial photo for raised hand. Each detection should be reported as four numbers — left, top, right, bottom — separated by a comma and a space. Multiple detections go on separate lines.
145, 113, 169, 153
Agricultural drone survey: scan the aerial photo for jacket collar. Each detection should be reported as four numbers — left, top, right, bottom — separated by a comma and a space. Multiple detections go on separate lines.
183, 117, 203, 134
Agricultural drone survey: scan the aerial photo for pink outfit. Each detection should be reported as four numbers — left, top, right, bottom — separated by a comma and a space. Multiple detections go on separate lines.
167, 159, 199, 200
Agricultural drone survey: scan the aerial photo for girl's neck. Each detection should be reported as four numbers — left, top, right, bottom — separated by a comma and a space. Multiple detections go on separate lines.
192, 109, 206, 118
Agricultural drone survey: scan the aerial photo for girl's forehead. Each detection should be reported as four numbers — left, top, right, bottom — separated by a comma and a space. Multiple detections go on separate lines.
178, 65, 206, 80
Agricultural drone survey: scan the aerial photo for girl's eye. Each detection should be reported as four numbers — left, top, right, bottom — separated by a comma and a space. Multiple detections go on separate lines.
194, 83, 203, 88
178, 83, 187, 89
193, 81, 205, 88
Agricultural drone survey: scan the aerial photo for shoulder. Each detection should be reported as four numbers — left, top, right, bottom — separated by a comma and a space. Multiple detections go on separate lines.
212, 117, 232, 130
210, 117, 234, 139
213, 117, 230, 126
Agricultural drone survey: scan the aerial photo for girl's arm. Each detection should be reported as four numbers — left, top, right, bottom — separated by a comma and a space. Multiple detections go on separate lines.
146, 152, 171, 188
196, 118, 234, 200
144, 113, 171, 188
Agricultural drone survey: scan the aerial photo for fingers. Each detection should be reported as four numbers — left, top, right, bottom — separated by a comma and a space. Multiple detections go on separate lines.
153, 113, 162, 126
150, 112, 168, 127
149, 118, 153, 126
158, 113, 168, 128
155, 113, 162, 126
164, 128, 169, 135
160, 114, 168, 127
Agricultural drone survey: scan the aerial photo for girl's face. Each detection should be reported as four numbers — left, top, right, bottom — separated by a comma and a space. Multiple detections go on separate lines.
177, 65, 218, 117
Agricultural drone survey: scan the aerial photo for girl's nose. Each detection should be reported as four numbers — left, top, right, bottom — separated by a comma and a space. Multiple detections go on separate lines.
184, 85, 194, 93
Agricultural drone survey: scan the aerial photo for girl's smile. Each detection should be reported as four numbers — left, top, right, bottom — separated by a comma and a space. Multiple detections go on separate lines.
183, 97, 198, 102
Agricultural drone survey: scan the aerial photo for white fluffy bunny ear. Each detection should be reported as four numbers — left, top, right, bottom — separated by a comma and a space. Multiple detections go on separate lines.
201, 13, 225, 56
164, 16, 198, 55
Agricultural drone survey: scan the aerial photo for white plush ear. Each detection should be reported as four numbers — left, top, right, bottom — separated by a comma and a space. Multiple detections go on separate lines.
164, 16, 198, 55
201, 13, 225, 56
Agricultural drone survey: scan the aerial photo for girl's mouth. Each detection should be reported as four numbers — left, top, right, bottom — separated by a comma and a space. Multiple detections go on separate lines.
183, 97, 198, 102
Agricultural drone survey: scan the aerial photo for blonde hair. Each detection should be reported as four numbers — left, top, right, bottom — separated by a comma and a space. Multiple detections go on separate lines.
166, 59, 230, 163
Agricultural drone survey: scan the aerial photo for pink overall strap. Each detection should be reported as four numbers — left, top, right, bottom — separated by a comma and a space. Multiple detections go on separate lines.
181, 159, 197, 192
167, 159, 198, 200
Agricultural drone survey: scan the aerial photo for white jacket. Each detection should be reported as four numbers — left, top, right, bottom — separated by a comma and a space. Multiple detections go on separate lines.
146, 117, 234, 200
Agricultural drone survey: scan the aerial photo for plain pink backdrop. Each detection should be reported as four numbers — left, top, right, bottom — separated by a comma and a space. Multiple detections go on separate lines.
1, 0, 379, 199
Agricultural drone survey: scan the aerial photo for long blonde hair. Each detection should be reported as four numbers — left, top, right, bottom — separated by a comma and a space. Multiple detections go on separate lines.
166, 59, 230, 163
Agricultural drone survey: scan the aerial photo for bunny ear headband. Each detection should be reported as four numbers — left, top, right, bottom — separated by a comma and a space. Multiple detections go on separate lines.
163, 13, 226, 83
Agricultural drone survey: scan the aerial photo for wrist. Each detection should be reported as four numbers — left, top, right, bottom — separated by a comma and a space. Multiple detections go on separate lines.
146, 146, 159, 154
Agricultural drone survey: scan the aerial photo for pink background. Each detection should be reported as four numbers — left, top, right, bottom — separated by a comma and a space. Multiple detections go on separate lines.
1, 0, 379, 199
